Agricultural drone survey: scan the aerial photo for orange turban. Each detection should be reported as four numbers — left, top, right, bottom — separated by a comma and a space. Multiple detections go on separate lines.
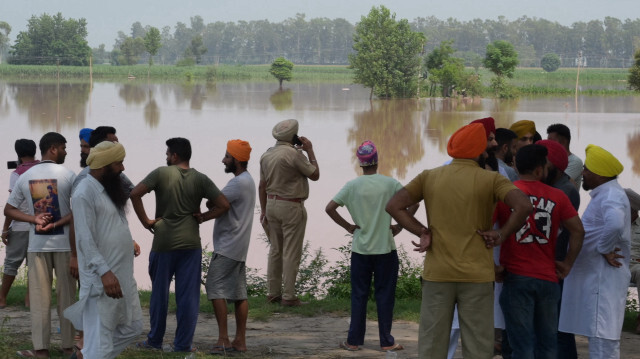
227, 139, 251, 161
447, 123, 487, 159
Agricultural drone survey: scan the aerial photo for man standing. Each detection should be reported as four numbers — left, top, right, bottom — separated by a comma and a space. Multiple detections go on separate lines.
205, 140, 255, 354
326, 141, 414, 352
536, 139, 581, 358
4, 132, 77, 358
496, 144, 584, 358
509, 120, 536, 152
78, 128, 92, 168
130, 137, 229, 352
64, 141, 143, 359
0, 139, 39, 308
625, 188, 640, 334
495, 128, 518, 182
547, 123, 583, 190
259, 119, 319, 306
386, 123, 532, 359
559, 145, 630, 359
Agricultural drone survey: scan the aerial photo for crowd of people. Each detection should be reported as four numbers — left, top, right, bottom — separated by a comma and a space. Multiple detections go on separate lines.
0, 117, 638, 359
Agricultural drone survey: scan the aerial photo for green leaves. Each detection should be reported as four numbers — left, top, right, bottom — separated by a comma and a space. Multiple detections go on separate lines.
9, 13, 90, 66
349, 6, 425, 99
269, 56, 294, 88
484, 40, 519, 78
541, 53, 561, 72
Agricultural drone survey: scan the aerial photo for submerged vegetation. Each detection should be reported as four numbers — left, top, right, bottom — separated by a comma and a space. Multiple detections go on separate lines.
0, 63, 635, 97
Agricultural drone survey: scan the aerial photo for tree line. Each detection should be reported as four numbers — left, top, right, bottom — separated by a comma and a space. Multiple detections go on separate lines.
2, 12, 640, 68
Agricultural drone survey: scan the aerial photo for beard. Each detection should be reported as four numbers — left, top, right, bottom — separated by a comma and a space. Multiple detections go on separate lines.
544, 167, 558, 186
80, 153, 88, 168
224, 161, 237, 174
504, 150, 514, 166
100, 167, 128, 212
485, 151, 499, 172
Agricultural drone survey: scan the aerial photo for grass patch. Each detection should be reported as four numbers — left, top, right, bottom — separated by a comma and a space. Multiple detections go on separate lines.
0, 64, 355, 83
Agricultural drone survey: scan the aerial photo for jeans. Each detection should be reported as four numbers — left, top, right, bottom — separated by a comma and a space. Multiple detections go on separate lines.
147, 249, 202, 351
557, 279, 577, 359
347, 251, 398, 347
500, 273, 560, 359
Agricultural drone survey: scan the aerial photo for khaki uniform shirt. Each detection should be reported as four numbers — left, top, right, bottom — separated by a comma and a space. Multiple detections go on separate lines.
404, 159, 517, 282
260, 141, 317, 199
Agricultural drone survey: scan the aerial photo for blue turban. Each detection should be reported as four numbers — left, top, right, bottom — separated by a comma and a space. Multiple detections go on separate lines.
79, 128, 93, 144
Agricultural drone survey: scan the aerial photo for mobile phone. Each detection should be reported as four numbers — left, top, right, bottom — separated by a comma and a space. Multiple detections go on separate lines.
292, 134, 303, 146
7, 161, 18, 170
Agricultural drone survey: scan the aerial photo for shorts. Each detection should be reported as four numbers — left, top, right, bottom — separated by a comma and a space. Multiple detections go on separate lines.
205, 253, 247, 301
3, 230, 29, 276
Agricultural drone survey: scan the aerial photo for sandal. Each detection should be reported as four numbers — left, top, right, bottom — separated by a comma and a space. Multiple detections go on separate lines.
382, 343, 404, 351
340, 340, 360, 351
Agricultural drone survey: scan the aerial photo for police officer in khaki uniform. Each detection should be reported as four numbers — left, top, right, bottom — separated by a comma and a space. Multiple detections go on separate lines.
259, 119, 319, 307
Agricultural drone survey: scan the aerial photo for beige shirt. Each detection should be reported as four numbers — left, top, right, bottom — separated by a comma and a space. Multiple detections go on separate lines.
260, 141, 317, 199
404, 159, 517, 282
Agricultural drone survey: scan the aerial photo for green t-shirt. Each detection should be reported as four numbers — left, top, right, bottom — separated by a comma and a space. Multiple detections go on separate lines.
141, 166, 221, 252
332, 174, 403, 255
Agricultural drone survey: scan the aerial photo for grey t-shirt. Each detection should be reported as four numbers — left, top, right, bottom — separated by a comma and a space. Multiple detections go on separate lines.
212, 171, 256, 262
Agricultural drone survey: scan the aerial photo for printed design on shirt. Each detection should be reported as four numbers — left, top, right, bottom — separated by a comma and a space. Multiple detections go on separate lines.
29, 179, 63, 235
514, 195, 556, 245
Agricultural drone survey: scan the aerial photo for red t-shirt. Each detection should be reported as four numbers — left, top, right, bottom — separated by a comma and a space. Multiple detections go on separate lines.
496, 180, 578, 283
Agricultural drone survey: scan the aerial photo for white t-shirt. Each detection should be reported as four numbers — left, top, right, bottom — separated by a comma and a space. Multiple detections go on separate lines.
7, 162, 76, 252
212, 171, 256, 262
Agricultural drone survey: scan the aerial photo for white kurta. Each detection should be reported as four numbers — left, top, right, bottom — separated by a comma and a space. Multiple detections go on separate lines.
559, 180, 631, 340
64, 175, 142, 332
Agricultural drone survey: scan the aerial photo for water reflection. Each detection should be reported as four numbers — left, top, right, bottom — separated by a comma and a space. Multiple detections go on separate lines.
118, 83, 146, 105
269, 89, 293, 111
348, 99, 424, 180
144, 98, 160, 128
9, 82, 90, 130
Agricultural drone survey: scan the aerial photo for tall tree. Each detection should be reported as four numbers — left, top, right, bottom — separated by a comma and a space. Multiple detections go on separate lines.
0, 21, 11, 64
484, 40, 519, 78
186, 35, 207, 64
349, 6, 425, 99
117, 36, 145, 65
629, 49, 640, 92
10, 13, 91, 65
269, 56, 294, 89
144, 26, 162, 66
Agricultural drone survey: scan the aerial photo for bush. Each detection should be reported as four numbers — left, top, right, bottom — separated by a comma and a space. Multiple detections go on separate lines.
541, 53, 561, 72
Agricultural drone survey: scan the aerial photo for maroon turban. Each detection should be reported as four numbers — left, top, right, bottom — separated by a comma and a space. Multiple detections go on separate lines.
471, 117, 496, 139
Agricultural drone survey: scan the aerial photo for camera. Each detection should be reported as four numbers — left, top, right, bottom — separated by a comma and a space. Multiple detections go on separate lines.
7, 161, 18, 170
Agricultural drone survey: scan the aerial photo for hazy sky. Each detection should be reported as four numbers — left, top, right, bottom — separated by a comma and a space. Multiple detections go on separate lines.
3, 0, 638, 48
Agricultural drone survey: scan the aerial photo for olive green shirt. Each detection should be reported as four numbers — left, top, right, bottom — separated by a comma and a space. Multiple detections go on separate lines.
141, 166, 221, 252
404, 159, 517, 282
259, 141, 317, 199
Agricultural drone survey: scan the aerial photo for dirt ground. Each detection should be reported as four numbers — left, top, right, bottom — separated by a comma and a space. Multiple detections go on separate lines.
2, 307, 640, 358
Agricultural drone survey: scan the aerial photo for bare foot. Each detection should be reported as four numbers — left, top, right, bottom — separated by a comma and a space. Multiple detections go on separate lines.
231, 339, 247, 352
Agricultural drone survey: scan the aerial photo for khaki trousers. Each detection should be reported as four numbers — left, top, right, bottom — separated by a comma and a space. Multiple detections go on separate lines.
418, 280, 494, 359
265, 198, 307, 300
28, 251, 77, 350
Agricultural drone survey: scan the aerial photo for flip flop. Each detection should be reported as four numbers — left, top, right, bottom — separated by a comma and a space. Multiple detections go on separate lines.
382, 343, 404, 352
135, 340, 160, 350
209, 346, 236, 355
16, 350, 49, 358
340, 341, 360, 351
